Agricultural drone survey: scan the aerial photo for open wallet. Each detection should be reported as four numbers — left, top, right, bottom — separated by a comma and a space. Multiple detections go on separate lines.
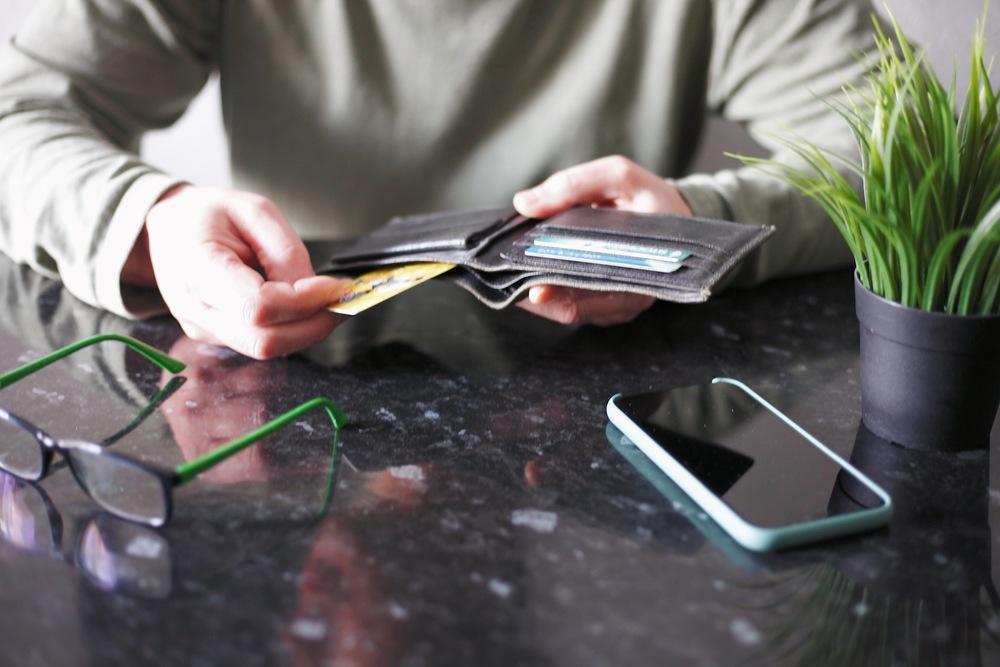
320, 206, 775, 307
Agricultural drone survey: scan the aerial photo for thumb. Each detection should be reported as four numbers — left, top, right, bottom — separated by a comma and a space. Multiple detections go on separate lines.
225, 194, 316, 283
514, 156, 636, 218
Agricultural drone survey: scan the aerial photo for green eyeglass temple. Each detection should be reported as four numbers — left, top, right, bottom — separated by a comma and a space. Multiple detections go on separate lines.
0, 333, 349, 516
173, 397, 348, 484
0, 333, 185, 389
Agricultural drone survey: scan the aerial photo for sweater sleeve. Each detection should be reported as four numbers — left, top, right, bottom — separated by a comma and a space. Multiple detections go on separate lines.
0, 0, 220, 318
672, 0, 877, 286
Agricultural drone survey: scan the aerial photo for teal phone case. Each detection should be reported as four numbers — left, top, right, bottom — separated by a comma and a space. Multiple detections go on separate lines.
605, 422, 768, 570
605, 378, 893, 552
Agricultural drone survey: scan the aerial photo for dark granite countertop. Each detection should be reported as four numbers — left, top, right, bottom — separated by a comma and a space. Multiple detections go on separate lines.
0, 254, 997, 667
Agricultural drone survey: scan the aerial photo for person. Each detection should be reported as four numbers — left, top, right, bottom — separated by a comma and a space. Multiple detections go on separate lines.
0, 0, 874, 359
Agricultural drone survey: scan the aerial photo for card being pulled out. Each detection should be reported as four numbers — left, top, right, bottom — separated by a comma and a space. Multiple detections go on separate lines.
327, 262, 455, 315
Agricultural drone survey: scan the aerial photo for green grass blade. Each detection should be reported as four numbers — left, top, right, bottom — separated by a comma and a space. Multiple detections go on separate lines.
978, 245, 1000, 314
947, 198, 1000, 313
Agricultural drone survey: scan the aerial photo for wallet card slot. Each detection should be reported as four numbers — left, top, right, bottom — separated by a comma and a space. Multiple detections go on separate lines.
459, 268, 546, 290
481, 271, 545, 290
537, 207, 757, 253
515, 228, 712, 262
326, 207, 517, 262
497, 241, 714, 291
452, 272, 708, 308
468, 214, 533, 258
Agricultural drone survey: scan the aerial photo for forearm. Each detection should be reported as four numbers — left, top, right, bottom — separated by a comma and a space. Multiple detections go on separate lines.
672, 155, 856, 287
0, 0, 219, 317
0, 97, 181, 316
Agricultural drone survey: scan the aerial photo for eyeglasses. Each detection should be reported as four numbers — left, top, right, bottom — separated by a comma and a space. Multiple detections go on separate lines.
1, 427, 343, 597
0, 334, 347, 526
1, 471, 173, 598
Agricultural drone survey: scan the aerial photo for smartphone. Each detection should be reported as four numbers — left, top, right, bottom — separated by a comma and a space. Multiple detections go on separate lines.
606, 378, 892, 551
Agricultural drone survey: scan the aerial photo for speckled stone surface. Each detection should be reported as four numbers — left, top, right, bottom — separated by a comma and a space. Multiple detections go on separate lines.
0, 254, 996, 667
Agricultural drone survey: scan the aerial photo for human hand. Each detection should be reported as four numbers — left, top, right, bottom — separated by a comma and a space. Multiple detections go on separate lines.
130, 185, 345, 359
512, 156, 693, 325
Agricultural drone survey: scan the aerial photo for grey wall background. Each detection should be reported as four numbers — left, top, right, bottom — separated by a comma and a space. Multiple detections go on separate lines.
2, 1, 998, 185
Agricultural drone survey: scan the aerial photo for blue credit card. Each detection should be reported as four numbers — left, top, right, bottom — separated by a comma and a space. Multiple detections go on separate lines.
532, 234, 690, 263
524, 244, 683, 274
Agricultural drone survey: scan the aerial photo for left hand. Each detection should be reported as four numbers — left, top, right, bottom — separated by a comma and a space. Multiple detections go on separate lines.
512, 155, 692, 325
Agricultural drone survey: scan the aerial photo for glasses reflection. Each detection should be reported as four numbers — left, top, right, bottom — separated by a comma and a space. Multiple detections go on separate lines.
0, 471, 172, 598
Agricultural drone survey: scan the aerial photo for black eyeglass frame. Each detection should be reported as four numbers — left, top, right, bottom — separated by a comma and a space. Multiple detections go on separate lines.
0, 406, 178, 524
0, 470, 174, 598
0, 334, 347, 527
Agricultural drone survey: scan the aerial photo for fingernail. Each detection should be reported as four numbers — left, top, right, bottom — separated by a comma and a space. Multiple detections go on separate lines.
528, 286, 546, 304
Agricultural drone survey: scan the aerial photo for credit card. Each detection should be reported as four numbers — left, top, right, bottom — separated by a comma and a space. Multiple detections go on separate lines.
524, 244, 683, 274
532, 234, 690, 263
327, 262, 455, 315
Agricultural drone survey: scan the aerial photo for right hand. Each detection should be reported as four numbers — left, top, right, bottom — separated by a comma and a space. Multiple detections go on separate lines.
134, 185, 345, 359
512, 156, 691, 325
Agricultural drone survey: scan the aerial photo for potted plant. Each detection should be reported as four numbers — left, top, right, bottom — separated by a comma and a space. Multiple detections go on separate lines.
735, 13, 1000, 450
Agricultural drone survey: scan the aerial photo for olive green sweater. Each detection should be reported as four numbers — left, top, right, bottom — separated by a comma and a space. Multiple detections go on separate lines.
0, 0, 874, 317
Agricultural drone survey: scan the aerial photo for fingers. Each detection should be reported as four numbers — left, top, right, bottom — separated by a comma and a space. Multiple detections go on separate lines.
225, 195, 317, 283
189, 306, 342, 360
517, 285, 654, 326
145, 186, 348, 359
514, 157, 627, 218
513, 156, 643, 218
511, 155, 685, 325
526, 285, 557, 305
513, 155, 693, 219
192, 246, 344, 326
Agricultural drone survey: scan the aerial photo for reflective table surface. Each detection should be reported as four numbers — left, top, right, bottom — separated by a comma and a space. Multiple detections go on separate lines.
0, 254, 997, 667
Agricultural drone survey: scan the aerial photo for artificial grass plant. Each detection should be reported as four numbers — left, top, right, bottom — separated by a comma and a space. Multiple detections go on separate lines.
733, 9, 1000, 315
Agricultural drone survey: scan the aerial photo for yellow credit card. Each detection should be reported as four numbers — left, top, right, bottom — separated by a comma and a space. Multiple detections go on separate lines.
327, 262, 455, 315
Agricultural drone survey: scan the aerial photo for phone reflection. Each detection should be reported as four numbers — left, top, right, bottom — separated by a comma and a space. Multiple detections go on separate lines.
605, 422, 772, 570
0, 471, 172, 598
737, 425, 999, 665
611, 383, 890, 531
822, 425, 998, 662
607, 417, 1000, 664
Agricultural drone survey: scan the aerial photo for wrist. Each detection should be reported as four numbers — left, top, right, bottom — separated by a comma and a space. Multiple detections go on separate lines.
121, 183, 189, 288
121, 225, 155, 287
666, 182, 694, 217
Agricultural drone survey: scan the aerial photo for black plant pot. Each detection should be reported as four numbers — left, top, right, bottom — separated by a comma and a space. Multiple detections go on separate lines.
854, 275, 1000, 451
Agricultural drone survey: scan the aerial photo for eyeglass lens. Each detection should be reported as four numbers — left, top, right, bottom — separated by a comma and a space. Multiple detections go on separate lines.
0, 471, 58, 552
66, 448, 169, 525
0, 419, 44, 480
78, 515, 172, 598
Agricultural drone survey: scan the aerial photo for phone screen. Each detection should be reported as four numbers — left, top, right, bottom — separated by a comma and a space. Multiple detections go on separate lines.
612, 383, 883, 528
